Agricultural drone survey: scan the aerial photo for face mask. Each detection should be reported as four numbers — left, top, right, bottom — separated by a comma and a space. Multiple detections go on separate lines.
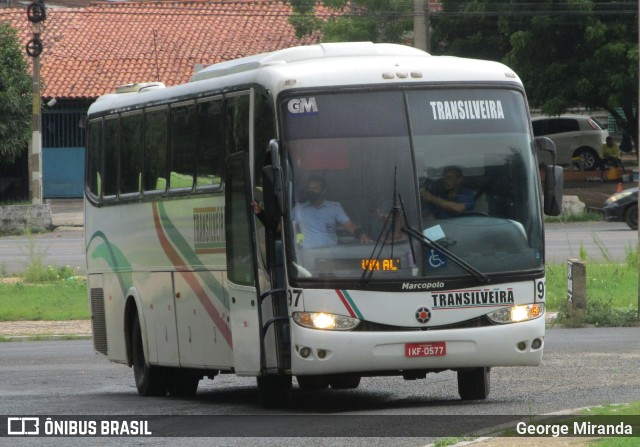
305, 190, 322, 203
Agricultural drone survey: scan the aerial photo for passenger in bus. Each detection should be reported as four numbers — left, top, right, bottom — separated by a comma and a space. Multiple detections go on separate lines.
253, 177, 371, 248
420, 166, 474, 219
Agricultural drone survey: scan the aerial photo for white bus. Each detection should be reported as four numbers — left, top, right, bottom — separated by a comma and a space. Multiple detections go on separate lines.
85, 42, 562, 407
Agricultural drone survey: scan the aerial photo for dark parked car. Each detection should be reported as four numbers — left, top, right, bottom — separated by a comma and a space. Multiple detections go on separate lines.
603, 187, 638, 230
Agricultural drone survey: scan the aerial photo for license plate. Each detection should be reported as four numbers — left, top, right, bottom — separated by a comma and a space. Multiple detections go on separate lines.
405, 341, 446, 357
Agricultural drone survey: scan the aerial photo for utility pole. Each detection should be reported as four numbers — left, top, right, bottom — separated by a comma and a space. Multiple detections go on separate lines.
637, 0, 639, 320
414, 0, 430, 52
25, 0, 45, 205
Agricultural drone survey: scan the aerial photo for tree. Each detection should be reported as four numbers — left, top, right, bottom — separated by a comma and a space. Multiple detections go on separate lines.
432, 0, 639, 160
430, 0, 513, 62
0, 22, 31, 165
289, 0, 413, 43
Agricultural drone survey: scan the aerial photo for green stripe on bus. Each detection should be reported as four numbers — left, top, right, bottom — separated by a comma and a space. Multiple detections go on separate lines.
156, 202, 229, 309
341, 290, 364, 320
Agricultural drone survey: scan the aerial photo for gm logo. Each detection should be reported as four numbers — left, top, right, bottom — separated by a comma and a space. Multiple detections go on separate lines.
287, 97, 318, 115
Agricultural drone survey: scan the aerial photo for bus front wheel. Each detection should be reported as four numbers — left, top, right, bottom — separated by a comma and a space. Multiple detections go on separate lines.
132, 316, 168, 396
457, 367, 490, 400
296, 375, 329, 391
329, 374, 361, 390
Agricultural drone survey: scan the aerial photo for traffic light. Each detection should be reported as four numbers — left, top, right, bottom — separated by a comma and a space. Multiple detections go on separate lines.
26, 0, 46, 23
25, 0, 46, 58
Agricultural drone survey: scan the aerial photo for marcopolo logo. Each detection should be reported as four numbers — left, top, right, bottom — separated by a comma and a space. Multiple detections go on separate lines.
401, 281, 445, 291
287, 97, 318, 115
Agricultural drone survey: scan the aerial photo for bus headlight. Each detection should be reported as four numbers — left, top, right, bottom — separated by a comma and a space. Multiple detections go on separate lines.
293, 312, 360, 331
487, 304, 544, 324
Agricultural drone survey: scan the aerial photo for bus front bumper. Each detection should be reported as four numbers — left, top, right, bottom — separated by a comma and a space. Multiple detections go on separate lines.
290, 316, 545, 375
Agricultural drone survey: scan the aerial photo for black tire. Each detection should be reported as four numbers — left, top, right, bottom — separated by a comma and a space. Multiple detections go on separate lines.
132, 316, 168, 396
328, 374, 361, 390
457, 367, 490, 400
574, 147, 599, 171
296, 375, 329, 391
257, 375, 292, 408
624, 204, 638, 230
167, 369, 200, 397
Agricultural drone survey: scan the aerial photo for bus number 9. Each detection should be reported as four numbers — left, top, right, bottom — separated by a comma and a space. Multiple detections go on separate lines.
536, 280, 545, 301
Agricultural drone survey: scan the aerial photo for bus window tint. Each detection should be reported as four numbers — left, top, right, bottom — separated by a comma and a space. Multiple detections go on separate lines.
120, 112, 143, 195
225, 94, 250, 154
196, 99, 223, 189
170, 103, 196, 190
144, 107, 168, 192
87, 119, 102, 197
103, 117, 119, 197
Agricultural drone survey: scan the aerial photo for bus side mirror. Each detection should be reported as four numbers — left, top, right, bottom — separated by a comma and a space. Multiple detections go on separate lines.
544, 164, 563, 216
535, 136, 557, 164
535, 137, 563, 216
262, 139, 284, 216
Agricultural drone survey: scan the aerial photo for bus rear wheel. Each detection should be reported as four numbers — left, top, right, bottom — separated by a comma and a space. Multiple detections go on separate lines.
457, 367, 490, 400
132, 316, 168, 396
257, 375, 292, 408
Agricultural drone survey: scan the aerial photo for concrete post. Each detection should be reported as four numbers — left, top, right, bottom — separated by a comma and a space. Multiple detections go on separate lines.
567, 259, 587, 321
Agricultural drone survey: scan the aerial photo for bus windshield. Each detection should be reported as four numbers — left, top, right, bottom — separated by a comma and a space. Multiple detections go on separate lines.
281, 88, 543, 284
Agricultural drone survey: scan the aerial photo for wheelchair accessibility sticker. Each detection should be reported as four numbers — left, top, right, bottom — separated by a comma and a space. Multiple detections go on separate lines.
427, 248, 447, 269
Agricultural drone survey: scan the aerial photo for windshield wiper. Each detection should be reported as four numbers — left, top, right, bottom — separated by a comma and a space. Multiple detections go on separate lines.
360, 167, 404, 285
401, 225, 491, 284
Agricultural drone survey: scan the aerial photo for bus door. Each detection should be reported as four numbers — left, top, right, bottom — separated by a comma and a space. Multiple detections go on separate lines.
225, 152, 287, 375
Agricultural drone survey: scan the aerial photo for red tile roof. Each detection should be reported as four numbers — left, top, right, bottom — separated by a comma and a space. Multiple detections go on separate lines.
0, 1, 326, 98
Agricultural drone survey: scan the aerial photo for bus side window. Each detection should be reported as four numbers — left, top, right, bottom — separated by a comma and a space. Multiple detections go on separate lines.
225, 93, 250, 155
87, 119, 102, 198
196, 99, 223, 189
120, 112, 143, 195
103, 116, 119, 198
143, 107, 168, 193
170, 103, 196, 191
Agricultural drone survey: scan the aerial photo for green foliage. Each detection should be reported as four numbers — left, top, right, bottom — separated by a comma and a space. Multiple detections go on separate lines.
0, 280, 88, 321
290, 0, 412, 43
546, 256, 639, 327
0, 23, 31, 165
432, 437, 472, 447
431, 1, 639, 155
288, 1, 639, 152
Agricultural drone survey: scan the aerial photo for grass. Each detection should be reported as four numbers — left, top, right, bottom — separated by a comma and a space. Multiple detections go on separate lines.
0, 229, 637, 324
545, 239, 639, 326
0, 280, 89, 321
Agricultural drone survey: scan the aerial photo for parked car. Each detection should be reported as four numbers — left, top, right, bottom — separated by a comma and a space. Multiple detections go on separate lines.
603, 187, 638, 230
532, 114, 609, 170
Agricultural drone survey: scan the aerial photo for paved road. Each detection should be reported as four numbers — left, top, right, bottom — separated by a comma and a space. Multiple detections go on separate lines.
0, 229, 84, 276
0, 327, 638, 445
0, 222, 636, 276
545, 222, 638, 264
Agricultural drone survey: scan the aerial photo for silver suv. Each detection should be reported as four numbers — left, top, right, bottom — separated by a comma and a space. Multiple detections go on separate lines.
532, 114, 609, 170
